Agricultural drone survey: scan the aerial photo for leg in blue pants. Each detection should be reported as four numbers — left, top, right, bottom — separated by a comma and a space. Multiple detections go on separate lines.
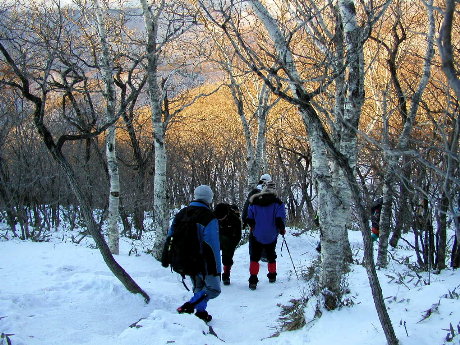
189, 274, 221, 312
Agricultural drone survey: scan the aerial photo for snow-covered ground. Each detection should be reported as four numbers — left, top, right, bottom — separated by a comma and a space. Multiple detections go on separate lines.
1, 227, 459, 345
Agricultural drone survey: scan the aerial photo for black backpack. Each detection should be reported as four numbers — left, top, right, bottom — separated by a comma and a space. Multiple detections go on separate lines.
161, 207, 205, 277
229, 204, 240, 217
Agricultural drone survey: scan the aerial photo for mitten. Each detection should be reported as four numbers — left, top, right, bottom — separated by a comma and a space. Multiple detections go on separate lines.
279, 228, 286, 236
371, 233, 379, 242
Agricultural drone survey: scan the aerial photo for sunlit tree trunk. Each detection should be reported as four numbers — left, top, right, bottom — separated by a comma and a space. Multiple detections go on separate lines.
248, 0, 353, 310
246, 83, 270, 190
213, 40, 271, 191
139, 0, 169, 260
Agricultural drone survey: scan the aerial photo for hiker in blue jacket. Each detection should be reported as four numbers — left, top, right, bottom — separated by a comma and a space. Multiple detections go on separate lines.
162, 185, 221, 322
246, 181, 286, 290
242, 173, 272, 262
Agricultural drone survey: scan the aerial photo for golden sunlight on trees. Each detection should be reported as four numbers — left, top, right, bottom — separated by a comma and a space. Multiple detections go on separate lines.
167, 83, 304, 161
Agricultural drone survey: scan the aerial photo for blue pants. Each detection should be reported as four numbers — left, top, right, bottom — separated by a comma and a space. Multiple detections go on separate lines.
189, 274, 221, 312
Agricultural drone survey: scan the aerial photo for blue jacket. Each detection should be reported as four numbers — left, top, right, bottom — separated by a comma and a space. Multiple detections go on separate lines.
247, 192, 286, 244
167, 201, 221, 276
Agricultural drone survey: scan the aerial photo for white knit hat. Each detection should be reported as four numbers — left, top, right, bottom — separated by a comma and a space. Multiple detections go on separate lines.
259, 173, 272, 183
194, 185, 213, 204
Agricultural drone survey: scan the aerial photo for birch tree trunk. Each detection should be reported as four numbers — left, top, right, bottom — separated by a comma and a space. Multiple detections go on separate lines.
246, 83, 270, 190
139, 0, 169, 260
333, 1, 363, 264
93, 0, 120, 255
241, 1, 398, 342
214, 40, 271, 191
248, 0, 352, 309
233, 79, 270, 191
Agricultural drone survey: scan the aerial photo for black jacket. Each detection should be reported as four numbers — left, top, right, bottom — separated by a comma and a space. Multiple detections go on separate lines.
217, 204, 242, 244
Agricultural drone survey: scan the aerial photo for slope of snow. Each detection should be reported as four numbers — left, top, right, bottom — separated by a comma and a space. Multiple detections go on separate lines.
1, 228, 459, 345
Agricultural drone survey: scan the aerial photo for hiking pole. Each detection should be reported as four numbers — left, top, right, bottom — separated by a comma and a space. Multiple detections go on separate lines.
281, 235, 299, 280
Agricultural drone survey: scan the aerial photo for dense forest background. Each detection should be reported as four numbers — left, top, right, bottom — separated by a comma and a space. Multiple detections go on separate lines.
1, 1, 459, 343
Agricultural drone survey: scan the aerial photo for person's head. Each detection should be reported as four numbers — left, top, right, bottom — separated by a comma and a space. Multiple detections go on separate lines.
214, 203, 229, 220
256, 173, 272, 190
194, 185, 213, 205
262, 181, 276, 194
259, 173, 272, 184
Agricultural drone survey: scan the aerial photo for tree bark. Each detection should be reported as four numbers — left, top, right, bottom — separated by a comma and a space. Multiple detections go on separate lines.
241, 0, 398, 342
94, 0, 120, 255
139, 0, 170, 260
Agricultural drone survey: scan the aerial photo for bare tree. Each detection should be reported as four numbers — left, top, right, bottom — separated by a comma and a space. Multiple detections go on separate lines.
92, 0, 121, 254
201, 0, 398, 343
0, 1, 149, 301
200, 24, 280, 189
139, 0, 208, 259
367, 0, 436, 267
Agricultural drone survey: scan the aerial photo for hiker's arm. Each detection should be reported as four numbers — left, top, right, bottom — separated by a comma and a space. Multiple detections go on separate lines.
275, 203, 286, 235
202, 218, 221, 275
246, 205, 256, 230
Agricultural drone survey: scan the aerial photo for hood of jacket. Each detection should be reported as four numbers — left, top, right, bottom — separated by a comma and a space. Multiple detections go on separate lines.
249, 191, 282, 206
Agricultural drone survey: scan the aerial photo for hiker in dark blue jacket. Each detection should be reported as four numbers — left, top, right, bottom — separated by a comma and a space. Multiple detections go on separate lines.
164, 185, 221, 322
246, 181, 286, 290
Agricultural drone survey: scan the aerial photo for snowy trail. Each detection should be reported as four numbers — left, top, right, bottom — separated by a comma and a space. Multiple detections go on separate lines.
201, 237, 304, 343
2, 230, 458, 345
0, 233, 313, 345
137, 233, 313, 344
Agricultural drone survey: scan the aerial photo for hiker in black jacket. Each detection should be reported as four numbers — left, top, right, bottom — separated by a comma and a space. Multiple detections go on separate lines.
214, 203, 242, 285
162, 185, 221, 322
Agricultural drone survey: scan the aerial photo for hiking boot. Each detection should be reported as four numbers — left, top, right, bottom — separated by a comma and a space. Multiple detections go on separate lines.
222, 273, 230, 286
195, 310, 212, 323
248, 275, 258, 290
177, 302, 194, 314
267, 272, 277, 283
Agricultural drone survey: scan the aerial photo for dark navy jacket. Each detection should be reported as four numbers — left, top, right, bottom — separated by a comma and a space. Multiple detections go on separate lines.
247, 192, 286, 244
